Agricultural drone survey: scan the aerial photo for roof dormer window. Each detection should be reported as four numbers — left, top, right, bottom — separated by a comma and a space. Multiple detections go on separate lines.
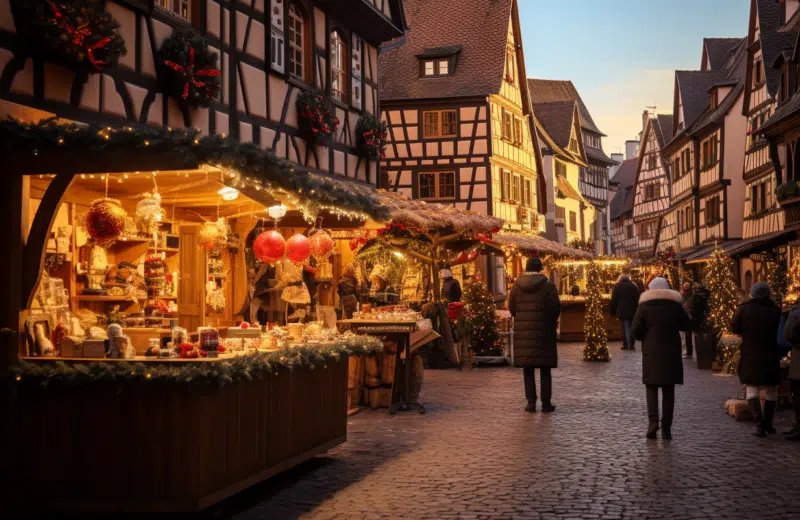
709, 89, 718, 110
417, 45, 461, 78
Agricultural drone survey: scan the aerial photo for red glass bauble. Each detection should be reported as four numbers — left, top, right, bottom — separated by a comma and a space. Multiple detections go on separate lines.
309, 230, 334, 259
286, 234, 311, 263
85, 198, 127, 246
254, 230, 286, 263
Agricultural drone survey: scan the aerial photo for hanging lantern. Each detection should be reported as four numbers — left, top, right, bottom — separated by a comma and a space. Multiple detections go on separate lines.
309, 229, 334, 259
85, 198, 127, 246
135, 191, 163, 239
286, 234, 311, 263
254, 230, 286, 263
198, 217, 230, 251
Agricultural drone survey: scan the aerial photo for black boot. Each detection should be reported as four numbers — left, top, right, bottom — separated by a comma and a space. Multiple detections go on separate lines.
646, 385, 659, 439
763, 401, 777, 435
646, 421, 658, 439
749, 399, 766, 438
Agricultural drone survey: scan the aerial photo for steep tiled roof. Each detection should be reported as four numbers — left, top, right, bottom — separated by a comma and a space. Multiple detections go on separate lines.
653, 114, 675, 148
676, 70, 727, 132
379, 0, 512, 101
527, 79, 604, 136
757, 0, 797, 97
703, 38, 743, 70
585, 146, 617, 165
610, 158, 638, 219
533, 101, 577, 151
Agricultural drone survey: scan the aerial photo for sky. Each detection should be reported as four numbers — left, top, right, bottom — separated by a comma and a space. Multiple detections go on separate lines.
519, 0, 751, 157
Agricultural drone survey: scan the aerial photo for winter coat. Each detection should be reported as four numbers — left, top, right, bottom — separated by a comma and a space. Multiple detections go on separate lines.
783, 307, 800, 381
508, 273, 560, 368
731, 298, 782, 386
609, 280, 640, 321
337, 275, 359, 319
630, 288, 691, 386
442, 277, 462, 303
687, 287, 711, 331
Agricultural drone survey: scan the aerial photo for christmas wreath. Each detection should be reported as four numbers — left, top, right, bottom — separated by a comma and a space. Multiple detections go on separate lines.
10, 0, 126, 72
296, 90, 339, 144
159, 30, 221, 108
356, 113, 388, 159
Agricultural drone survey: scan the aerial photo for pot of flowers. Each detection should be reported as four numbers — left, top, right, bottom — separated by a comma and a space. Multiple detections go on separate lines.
296, 90, 339, 145
356, 114, 388, 159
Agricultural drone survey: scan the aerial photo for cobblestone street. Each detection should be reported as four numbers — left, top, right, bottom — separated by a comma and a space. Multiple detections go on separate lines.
224, 343, 800, 520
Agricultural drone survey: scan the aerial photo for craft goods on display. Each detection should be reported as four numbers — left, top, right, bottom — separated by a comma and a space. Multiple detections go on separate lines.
309, 229, 334, 259
199, 327, 220, 358
198, 218, 229, 251
254, 229, 287, 263
135, 192, 163, 240
276, 258, 311, 305
287, 234, 311, 263
85, 198, 127, 246
206, 278, 226, 312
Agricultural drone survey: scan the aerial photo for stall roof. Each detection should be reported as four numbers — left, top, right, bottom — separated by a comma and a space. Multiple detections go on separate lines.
681, 232, 795, 264
492, 232, 594, 259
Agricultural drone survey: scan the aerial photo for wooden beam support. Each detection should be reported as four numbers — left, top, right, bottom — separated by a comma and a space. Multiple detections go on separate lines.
0, 173, 24, 371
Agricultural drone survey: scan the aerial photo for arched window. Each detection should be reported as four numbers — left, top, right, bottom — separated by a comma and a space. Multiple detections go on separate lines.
330, 31, 349, 103
288, 3, 308, 82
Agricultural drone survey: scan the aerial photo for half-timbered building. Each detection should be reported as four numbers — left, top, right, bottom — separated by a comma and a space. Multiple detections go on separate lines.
378, 0, 545, 233
528, 79, 617, 253
609, 157, 639, 255
658, 38, 749, 258
532, 99, 594, 246
0, 0, 404, 182
630, 112, 674, 257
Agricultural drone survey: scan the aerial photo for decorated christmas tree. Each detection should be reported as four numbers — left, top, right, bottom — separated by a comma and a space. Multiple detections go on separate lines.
463, 274, 502, 356
785, 255, 800, 305
765, 255, 787, 304
704, 248, 738, 336
583, 261, 610, 362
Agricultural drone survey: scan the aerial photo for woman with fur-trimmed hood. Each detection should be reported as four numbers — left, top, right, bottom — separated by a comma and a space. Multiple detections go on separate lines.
631, 277, 691, 440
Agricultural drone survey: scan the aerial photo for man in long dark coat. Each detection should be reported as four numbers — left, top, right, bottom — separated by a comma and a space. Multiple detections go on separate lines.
610, 274, 640, 350
509, 257, 560, 413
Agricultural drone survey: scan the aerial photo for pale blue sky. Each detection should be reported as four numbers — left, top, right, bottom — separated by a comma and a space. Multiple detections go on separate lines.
518, 0, 751, 155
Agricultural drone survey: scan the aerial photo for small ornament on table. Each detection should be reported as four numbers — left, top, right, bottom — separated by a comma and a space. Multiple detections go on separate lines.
84, 198, 128, 247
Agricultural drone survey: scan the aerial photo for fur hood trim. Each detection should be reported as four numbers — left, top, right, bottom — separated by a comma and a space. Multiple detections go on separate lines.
639, 288, 683, 304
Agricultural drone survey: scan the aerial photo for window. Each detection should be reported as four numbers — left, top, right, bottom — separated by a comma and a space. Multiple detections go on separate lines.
421, 58, 452, 77
438, 60, 449, 75
287, 3, 308, 81
701, 135, 718, 169
754, 57, 763, 86
419, 172, 455, 200
505, 47, 515, 83
709, 89, 718, 110
330, 31, 348, 103
513, 117, 523, 146
685, 205, 693, 229
502, 110, 513, 141
512, 175, 521, 202
626, 224, 634, 239
424, 61, 435, 76
555, 160, 567, 178
422, 110, 457, 138
569, 136, 579, 153
706, 196, 721, 225
682, 148, 691, 174
751, 182, 771, 215
644, 183, 658, 201
569, 211, 577, 232
270, 0, 285, 73
677, 210, 683, 232
501, 170, 512, 200
524, 179, 532, 207
674, 157, 681, 178
157, 0, 190, 20
639, 221, 657, 240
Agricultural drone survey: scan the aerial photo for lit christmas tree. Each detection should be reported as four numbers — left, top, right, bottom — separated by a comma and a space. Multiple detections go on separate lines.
583, 261, 610, 362
785, 255, 800, 305
765, 254, 787, 304
704, 248, 738, 336
463, 274, 502, 356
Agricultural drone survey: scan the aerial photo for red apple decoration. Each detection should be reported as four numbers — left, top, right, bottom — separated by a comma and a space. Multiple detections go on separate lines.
287, 233, 311, 263
254, 230, 286, 263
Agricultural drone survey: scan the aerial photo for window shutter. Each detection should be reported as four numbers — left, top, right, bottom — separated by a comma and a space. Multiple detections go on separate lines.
351, 34, 363, 110
270, 0, 285, 73
423, 112, 438, 138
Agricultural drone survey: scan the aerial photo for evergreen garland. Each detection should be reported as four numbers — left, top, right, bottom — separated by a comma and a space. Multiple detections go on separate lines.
583, 261, 610, 362
159, 30, 221, 107
11, 0, 126, 72
704, 248, 738, 336
463, 274, 502, 356
8, 335, 383, 395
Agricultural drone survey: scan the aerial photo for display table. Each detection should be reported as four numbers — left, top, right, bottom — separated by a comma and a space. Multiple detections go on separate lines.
339, 320, 425, 414
2, 348, 356, 512
559, 297, 623, 343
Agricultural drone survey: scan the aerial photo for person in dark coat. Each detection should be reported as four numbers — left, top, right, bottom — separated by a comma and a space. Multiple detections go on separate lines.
337, 264, 360, 319
610, 274, 640, 351
631, 277, 690, 440
681, 282, 694, 358
782, 304, 800, 441
440, 269, 462, 304
731, 282, 782, 438
508, 257, 560, 413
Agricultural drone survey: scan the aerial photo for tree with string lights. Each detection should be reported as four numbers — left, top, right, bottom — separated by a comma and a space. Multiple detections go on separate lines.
463, 274, 502, 356
704, 248, 738, 337
583, 261, 610, 362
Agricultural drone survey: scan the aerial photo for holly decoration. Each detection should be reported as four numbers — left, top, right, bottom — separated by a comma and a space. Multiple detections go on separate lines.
11, 0, 126, 72
296, 90, 339, 144
356, 114, 388, 159
159, 30, 221, 107
85, 198, 127, 246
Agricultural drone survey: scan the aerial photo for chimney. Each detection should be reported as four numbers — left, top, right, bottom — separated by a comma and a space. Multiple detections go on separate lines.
625, 140, 640, 160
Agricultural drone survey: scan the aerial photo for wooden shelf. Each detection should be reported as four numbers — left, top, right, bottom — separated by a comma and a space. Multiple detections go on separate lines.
74, 295, 135, 302
111, 237, 149, 246
148, 247, 180, 255
156, 296, 178, 300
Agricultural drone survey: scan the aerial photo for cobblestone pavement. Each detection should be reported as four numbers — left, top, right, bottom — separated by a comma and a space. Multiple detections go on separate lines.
223, 343, 800, 520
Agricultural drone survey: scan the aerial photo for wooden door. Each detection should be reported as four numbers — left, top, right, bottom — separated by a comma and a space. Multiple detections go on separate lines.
178, 225, 205, 331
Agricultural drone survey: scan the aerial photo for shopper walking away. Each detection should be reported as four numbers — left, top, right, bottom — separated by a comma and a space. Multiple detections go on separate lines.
631, 277, 690, 440
731, 282, 782, 438
439, 269, 462, 304
509, 257, 560, 413
783, 303, 800, 441
610, 274, 640, 351
681, 282, 694, 358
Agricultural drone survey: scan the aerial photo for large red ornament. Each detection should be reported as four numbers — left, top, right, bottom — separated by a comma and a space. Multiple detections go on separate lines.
287, 234, 311, 263
254, 230, 286, 264
85, 198, 127, 246
309, 230, 334, 259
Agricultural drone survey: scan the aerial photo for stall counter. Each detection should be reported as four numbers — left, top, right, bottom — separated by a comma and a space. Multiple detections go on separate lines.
559, 296, 623, 343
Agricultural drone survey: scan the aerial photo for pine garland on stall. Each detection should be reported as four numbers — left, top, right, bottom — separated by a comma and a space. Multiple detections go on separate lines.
463, 274, 502, 356
583, 261, 610, 362
704, 248, 738, 336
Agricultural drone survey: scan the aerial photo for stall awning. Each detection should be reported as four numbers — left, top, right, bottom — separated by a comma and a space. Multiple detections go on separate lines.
683, 243, 732, 264
723, 230, 796, 258
491, 232, 594, 259
556, 177, 585, 202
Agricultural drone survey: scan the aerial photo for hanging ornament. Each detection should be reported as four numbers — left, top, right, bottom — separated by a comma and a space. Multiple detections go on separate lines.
85, 198, 127, 246
198, 217, 230, 251
135, 191, 163, 240
287, 234, 311, 263
254, 230, 286, 264
309, 229, 334, 259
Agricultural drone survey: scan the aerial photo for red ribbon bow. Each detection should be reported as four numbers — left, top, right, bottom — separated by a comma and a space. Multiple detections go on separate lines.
49, 1, 112, 70
164, 46, 220, 100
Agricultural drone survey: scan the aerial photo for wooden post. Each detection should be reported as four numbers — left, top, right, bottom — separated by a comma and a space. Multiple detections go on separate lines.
0, 173, 24, 371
